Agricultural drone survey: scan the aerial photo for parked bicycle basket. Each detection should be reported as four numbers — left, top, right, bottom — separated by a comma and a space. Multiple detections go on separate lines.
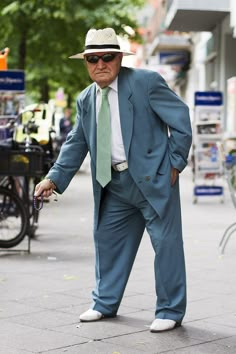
0, 149, 44, 177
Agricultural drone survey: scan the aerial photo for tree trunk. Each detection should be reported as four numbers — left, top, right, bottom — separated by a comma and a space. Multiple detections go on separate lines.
18, 32, 27, 70
40, 78, 50, 103
67, 93, 72, 108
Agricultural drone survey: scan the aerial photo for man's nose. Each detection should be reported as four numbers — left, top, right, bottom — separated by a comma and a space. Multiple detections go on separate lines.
97, 58, 106, 68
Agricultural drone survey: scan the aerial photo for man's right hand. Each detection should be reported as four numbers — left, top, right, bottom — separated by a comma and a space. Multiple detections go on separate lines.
34, 179, 55, 199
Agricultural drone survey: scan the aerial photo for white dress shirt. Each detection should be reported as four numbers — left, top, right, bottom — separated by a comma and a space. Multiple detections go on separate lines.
96, 78, 126, 165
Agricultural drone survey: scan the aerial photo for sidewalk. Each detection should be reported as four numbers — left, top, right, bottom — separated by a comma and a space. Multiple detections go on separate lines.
0, 167, 236, 354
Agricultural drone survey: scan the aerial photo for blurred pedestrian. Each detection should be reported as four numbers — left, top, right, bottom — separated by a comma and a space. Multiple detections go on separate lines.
34, 28, 192, 333
59, 108, 73, 143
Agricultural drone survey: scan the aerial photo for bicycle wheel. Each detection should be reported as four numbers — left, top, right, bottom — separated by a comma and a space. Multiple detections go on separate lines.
0, 186, 28, 248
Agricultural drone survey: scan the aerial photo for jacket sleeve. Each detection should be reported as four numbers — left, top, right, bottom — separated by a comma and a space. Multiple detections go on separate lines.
46, 98, 88, 193
148, 72, 192, 172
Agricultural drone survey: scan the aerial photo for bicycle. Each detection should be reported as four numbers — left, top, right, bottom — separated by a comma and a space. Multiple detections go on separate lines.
0, 103, 55, 250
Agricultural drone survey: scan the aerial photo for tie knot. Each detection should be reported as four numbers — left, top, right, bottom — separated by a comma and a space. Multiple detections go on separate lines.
101, 87, 110, 96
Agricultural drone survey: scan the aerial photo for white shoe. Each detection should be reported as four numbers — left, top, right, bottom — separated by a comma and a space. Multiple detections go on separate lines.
79, 309, 103, 322
150, 319, 178, 332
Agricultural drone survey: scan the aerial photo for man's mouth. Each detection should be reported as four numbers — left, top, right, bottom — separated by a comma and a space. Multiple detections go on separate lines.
95, 71, 109, 74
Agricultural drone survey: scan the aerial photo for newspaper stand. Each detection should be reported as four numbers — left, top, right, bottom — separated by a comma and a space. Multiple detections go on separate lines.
192, 91, 224, 203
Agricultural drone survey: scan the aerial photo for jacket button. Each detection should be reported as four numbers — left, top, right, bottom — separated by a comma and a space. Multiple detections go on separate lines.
147, 149, 152, 154
145, 176, 151, 181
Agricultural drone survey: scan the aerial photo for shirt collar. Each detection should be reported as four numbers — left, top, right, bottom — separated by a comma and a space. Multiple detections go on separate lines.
96, 77, 118, 93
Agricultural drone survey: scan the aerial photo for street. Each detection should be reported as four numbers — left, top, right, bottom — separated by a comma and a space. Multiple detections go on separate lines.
0, 166, 236, 353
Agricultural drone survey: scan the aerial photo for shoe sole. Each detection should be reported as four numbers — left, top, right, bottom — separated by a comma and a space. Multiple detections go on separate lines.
80, 314, 118, 322
80, 317, 103, 322
150, 322, 182, 333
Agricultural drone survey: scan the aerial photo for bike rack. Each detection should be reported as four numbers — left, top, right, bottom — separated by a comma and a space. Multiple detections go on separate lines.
0, 236, 31, 254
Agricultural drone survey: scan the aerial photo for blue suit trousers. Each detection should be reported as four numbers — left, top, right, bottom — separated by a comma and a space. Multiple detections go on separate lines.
92, 169, 186, 323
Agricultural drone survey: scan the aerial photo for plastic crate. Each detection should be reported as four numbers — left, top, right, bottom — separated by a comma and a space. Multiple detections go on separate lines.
0, 149, 44, 177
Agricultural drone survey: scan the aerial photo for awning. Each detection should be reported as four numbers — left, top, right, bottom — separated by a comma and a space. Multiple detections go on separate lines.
147, 33, 191, 57
165, 0, 230, 32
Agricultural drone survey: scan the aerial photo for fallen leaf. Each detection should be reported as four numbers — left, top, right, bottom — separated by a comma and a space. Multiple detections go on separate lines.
63, 275, 79, 280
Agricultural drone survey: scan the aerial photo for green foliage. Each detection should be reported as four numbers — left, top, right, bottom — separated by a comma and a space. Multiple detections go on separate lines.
0, 0, 144, 106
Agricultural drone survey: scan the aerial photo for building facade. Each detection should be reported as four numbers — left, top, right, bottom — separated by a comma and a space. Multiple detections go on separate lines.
143, 0, 236, 131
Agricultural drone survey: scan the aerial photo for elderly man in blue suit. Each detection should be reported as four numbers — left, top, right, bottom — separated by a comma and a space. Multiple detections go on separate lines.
35, 28, 192, 332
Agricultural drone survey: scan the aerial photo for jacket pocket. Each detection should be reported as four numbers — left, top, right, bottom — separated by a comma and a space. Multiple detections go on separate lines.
157, 153, 170, 175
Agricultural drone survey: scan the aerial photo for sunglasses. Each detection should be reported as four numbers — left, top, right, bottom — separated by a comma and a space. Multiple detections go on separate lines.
85, 53, 118, 64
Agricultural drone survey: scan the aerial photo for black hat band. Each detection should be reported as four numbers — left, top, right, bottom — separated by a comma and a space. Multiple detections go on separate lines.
85, 44, 120, 50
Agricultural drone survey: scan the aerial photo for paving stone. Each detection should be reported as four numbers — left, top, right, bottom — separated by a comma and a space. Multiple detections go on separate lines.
0, 347, 32, 354
51, 318, 147, 341
214, 335, 236, 349
15, 292, 88, 311
120, 294, 156, 311
7, 309, 79, 330
103, 327, 201, 353
0, 321, 87, 352
182, 321, 236, 341
42, 340, 146, 354
167, 341, 236, 353
205, 313, 236, 328
108, 310, 154, 329
0, 300, 42, 319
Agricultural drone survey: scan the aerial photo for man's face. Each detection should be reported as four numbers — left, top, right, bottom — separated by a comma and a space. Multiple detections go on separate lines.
84, 52, 123, 88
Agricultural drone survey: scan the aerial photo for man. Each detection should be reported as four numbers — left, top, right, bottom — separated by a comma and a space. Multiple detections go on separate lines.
59, 107, 73, 143
34, 28, 192, 332
0, 47, 9, 70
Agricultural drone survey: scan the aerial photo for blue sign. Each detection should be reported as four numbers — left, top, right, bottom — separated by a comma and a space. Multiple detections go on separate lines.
159, 51, 190, 66
0, 70, 25, 91
194, 185, 223, 196
195, 91, 223, 106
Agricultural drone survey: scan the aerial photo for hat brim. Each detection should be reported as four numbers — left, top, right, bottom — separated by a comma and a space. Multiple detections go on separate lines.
69, 48, 134, 59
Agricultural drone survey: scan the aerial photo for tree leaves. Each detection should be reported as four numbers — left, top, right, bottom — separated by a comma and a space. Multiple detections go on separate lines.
0, 0, 144, 104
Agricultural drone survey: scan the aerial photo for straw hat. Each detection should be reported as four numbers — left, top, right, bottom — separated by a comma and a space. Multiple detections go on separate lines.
69, 28, 134, 59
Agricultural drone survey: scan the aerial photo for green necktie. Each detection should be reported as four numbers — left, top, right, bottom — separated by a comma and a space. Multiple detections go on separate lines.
96, 87, 111, 187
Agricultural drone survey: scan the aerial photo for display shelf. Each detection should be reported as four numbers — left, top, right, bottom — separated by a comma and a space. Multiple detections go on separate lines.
195, 134, 222, 141
192, 91, 224, 203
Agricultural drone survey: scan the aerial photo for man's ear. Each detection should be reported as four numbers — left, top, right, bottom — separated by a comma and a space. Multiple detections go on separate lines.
118, 53, 123, 62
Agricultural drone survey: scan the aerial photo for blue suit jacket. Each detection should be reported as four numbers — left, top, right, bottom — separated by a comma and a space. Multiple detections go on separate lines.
47, 67, 192, 228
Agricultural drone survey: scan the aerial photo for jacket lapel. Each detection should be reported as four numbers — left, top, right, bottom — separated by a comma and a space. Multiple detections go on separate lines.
118, 68, 134, 160
82, 84, 97, 163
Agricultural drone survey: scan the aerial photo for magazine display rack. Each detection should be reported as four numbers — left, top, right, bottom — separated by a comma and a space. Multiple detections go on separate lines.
192, 91, 224, 203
